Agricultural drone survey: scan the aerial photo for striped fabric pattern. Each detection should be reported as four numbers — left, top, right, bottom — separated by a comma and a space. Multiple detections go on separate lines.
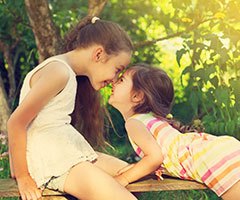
128, 113, 240, 196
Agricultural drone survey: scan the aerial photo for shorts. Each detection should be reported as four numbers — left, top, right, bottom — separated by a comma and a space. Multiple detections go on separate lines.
45, 171, 69, 192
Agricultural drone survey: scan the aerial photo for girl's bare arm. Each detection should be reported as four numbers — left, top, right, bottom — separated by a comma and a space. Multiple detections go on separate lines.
115, 118, 163, 186
7, 62, 70, 200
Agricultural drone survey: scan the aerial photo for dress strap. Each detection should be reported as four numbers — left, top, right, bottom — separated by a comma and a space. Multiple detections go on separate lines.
45, 57, 76, 76
30, 56, 76, 76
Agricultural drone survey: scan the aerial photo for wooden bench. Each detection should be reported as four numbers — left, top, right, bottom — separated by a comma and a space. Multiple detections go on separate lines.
0, 176, 207, 199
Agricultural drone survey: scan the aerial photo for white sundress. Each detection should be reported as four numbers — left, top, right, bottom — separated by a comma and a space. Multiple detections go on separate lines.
19, 56, 98, 188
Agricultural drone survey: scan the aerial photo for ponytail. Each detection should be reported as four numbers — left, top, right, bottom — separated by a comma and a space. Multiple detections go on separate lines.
63, 16, 92, 52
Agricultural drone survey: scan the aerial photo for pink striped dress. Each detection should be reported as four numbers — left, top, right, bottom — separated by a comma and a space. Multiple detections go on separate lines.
128, 113, 240, 196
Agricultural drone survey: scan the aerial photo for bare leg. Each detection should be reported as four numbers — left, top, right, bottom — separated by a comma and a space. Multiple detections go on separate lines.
63, 162, 137, 200
94, 152, 129, 176
221, 180, 240, 200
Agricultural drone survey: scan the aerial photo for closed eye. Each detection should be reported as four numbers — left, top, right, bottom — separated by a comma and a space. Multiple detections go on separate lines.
116, 65, 126, 76
116, 68, 121, 74
116, 75, 125, 84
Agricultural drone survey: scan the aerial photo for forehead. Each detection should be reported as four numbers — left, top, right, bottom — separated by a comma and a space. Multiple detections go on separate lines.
124, 68, 135, 77
120, 69, 134, 83
115, 51, 132, 67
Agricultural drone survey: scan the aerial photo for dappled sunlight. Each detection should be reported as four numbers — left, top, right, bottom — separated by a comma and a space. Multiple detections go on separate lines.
1, 1, 240, 199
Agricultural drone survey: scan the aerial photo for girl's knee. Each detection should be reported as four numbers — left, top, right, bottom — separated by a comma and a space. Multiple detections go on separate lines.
95, 152, 128, 175
63, 162, 98, 196
63, 161, 136, 200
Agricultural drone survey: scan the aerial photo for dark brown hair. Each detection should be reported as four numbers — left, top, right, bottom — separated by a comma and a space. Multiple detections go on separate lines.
63, 16, 133, 149
128, 63, 174, 117
127, 63, 198, 133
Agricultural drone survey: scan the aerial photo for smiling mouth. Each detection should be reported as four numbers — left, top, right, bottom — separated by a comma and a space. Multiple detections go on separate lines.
110, 88, 114, 95
104, 81, 110, 87
100, 81, 108, 88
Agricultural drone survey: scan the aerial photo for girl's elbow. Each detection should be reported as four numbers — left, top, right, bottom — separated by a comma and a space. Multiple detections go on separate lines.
7, 117, 15, 138
152, 155, 163, 168
7, 115, 18, 128
7, 117, 14, 131
155, 156, 163, 167
7, 116, 23, 136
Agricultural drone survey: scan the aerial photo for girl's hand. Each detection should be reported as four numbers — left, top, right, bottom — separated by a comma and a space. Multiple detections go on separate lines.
116, 163, 135, 176
16, 175, 42, 200
114, 174, 129, 187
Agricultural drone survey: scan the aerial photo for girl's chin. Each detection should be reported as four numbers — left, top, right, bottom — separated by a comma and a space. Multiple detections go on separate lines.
91, 81, 105, 90
93, 83, 104, 91
108, 98, 113, 105
108, 98, 116, 108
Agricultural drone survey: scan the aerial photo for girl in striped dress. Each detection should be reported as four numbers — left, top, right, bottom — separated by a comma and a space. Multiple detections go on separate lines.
108, 63, 240, 199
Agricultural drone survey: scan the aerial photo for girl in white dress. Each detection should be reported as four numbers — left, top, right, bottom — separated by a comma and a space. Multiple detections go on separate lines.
7, 16, 137, 200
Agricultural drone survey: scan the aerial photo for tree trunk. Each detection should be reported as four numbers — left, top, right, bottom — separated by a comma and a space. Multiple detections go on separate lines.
0, 41, 14, 133
88, 0, 108, 17
0, 41, 17, 104
24, 0, 62, 62
0, 76, 10, 133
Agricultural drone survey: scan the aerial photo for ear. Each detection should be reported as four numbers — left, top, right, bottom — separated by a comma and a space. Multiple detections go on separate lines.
132, 91, 144, 103
92, 46, 107, 63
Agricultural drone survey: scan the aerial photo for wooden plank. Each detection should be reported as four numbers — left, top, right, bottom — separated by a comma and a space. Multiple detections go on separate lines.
0, 179, 19, 197
0, 177, 207, 198
126, 176, 207, 192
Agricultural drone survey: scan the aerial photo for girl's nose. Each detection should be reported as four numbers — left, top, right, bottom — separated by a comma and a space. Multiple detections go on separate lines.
112, 75, 119, 84
111, 81, 115, 88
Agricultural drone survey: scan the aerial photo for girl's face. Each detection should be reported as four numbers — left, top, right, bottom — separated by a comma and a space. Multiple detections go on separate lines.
108, 70, 135, 113
89, 51, 131, 90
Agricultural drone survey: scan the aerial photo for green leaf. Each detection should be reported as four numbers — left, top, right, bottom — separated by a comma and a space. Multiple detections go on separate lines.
210, 76, 219, 88
225, 121, 236, 136
229, 78, 240, 104
189, 90, 199, 116
182, 65, 193, 75
214, 87, 230, 106
193, 68, 205, 79
219, 48, 229, 64
176, 48, 187, 66
219, 122, 226, 134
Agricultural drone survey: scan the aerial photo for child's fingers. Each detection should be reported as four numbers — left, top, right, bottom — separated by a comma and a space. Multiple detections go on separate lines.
155, 169, 164, 180
34, 188, 42, 199
117, 166, 129, 175
116, 170, 122, 175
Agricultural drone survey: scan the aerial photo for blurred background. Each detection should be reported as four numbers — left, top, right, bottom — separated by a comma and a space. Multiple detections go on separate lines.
0, 0, 240, 199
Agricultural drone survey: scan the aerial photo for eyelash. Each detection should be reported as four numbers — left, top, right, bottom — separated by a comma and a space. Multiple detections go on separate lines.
117, 76, 124, 83
116, 68, 121, 73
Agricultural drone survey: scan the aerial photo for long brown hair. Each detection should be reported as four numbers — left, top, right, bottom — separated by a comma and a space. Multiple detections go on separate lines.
128, 64, 198, 133
63, 16, 133, 149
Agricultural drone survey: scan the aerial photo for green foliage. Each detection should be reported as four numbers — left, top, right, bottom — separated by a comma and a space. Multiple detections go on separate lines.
49, 0, 88, 37
0, 132, 10, 178
175, 0, 240, 137
0, 0, 38, 109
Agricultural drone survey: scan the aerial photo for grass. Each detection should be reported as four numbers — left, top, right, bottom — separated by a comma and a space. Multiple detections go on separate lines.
136, 190, 220, 200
